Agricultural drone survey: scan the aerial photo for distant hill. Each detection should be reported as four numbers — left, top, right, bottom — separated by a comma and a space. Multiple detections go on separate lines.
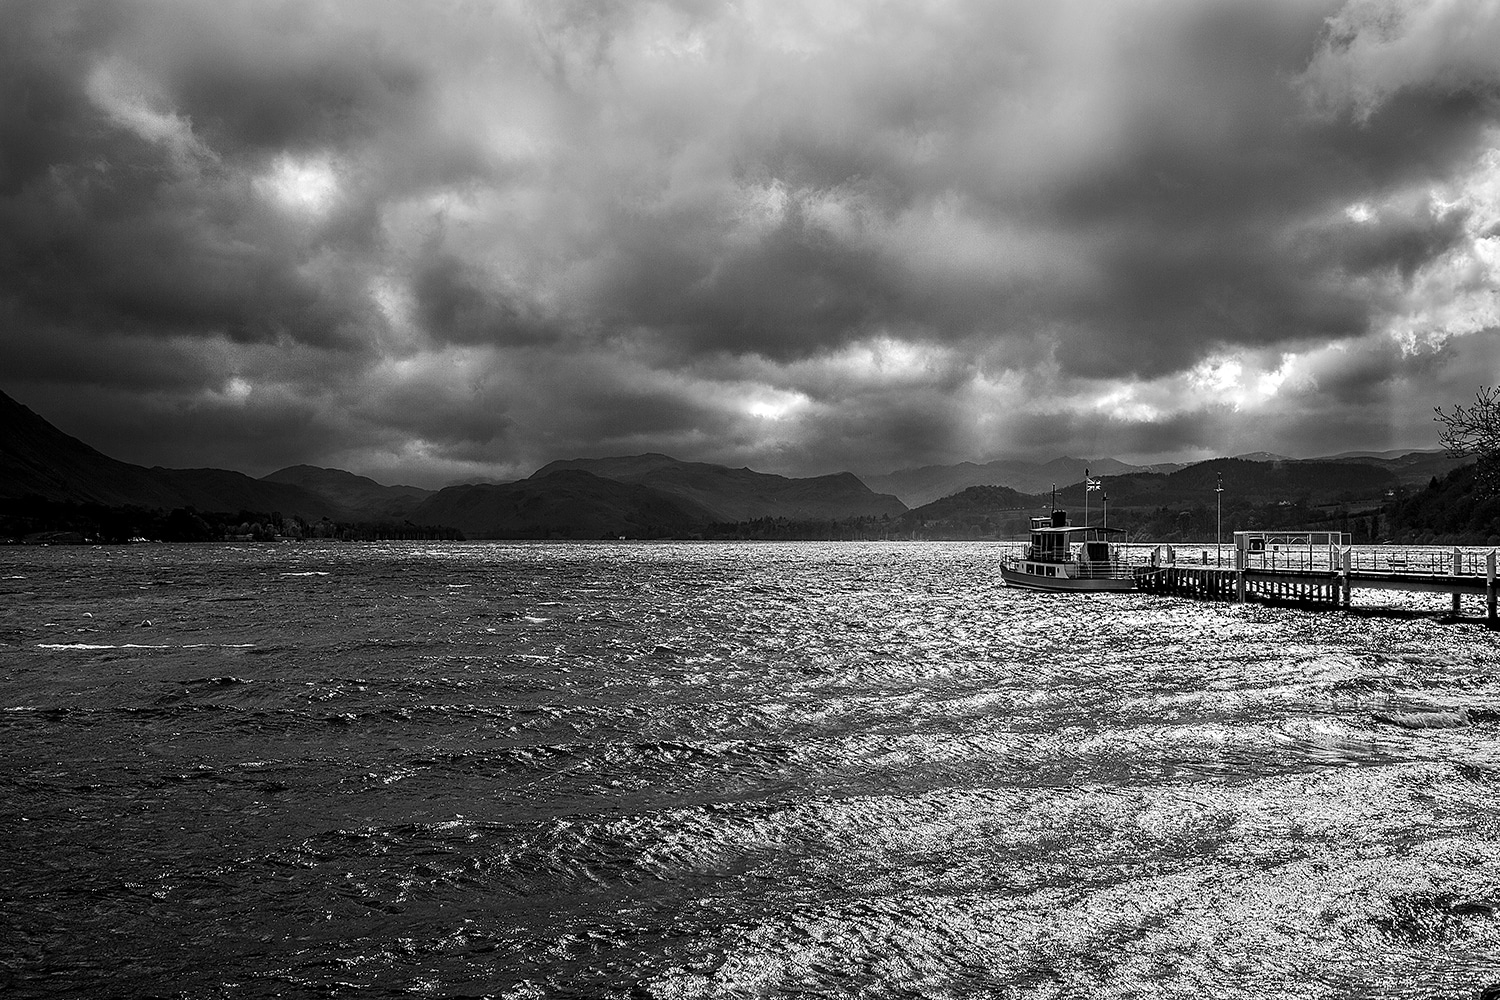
895, 484, 1042, 538
0, 390, 337, 518
1, 390, 185, 507
150, 467, 342, 520
408, 469, 714, 538
1387, 461, 1500, 541
1316, 448, 1439, 460
862, 456, 1146, 507
535, 453, 907, 521
890, 456, 1419, 540
861, 450, 1457, 507
906, 484, 1037, 519
1306, 449, 1466, 486
262, 465, 431, 521
1053, 456, 1399, 507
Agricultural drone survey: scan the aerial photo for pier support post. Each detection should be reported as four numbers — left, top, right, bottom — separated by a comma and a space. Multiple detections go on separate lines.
1453, 547, 1463, 617
1488, 549, 1497, 623
1235, 545, 1245, 602
1340, 547, 1352, 607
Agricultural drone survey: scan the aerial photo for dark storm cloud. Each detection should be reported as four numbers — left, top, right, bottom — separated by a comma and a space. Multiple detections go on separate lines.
1023, 12, 1497, 381
1, 0, 1498, 482
165, 21, 424, 157
0, 313, 218, 393
1309, 199, 1473, 282
1009, 407, 1221, 462
0, 168, 376, 349
358, 377, 515, 459
411, 253, 561, 348
0, 11, 403, 351
597, 195, 906, 361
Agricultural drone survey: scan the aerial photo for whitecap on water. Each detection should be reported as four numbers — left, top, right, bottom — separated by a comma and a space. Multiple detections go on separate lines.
37, 643, 172, 650
35, 642, 256, 650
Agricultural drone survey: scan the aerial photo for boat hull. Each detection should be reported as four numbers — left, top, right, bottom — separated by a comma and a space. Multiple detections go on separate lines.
1000, 564, 1136, 592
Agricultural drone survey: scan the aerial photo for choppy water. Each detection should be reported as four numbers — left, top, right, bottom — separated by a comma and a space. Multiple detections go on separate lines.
3, 541, 1500, 999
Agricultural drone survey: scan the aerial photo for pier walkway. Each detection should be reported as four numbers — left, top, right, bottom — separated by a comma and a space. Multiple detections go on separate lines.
1134, 531, 1500, 622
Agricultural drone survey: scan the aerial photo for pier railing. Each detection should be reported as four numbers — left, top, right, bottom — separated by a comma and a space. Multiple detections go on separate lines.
1130, 538, 1500, 621
996, 539, 1498, 580
995, 534, 1500, 620
1241, 546, 1489, 576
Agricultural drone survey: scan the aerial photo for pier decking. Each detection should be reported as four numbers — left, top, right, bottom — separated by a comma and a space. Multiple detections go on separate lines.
1134, 531, 1500, 622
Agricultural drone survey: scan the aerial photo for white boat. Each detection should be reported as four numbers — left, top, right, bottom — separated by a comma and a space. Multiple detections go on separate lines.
1000, 511, 1136, 592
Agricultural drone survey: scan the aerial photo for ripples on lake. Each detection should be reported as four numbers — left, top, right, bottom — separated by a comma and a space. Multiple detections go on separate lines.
3, 541, 1500, 998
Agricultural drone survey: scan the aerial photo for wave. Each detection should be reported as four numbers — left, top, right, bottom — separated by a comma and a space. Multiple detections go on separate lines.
35, 643, 257, 650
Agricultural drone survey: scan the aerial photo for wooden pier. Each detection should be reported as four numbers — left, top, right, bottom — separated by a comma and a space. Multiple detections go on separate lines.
1134, 532, 1500, 623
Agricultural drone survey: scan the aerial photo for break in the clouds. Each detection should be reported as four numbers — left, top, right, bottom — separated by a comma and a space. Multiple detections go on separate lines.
2, 0, 1499, 485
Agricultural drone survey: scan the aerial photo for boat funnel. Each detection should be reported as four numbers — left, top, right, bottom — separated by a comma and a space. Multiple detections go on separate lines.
1051, 509, 1068, 528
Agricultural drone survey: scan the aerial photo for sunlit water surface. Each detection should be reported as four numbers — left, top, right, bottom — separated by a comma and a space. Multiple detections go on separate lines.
3, 541, 1500, 998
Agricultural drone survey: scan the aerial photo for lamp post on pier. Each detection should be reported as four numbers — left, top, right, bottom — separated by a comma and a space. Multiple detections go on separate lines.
1215, 473, 1224, 567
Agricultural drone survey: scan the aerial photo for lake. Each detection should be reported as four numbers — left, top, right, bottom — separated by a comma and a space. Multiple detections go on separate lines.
3, 541, 1499, 998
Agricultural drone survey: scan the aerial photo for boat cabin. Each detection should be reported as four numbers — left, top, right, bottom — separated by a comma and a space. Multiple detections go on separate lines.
1023, 510, 1123, 567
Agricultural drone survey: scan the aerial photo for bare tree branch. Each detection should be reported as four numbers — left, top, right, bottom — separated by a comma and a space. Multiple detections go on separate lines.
1435, 386, 1500, 461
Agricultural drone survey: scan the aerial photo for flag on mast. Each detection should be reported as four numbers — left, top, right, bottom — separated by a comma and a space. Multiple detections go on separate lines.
1085, 467, 1101, 492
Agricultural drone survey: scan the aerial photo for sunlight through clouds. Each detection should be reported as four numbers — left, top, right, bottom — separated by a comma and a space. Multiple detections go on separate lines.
743, 388, 810, 422
257, 154, 341, 216
1088, 383, 1164, 424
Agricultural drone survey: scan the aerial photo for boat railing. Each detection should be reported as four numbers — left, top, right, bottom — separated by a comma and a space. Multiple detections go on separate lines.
1073, 559, 1137, 580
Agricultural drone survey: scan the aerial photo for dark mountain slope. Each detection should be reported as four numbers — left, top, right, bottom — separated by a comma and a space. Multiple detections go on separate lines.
263, 465, 431, 521
0, 389, 338, 519
1, 390, 188, 507
907, 484, 1037, 520
408, 469, 715, 538
534, 455, 906, 521
1055, 457, 1399, 507
895, 484, 1043, 538
1309, 449, 1468, 487
151, 468, 338, 519
1388, 461, 1500, 540
862, 456, 1144, 507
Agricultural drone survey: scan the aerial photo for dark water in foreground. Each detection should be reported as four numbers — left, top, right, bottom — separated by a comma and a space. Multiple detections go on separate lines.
3, 541, 1500, 999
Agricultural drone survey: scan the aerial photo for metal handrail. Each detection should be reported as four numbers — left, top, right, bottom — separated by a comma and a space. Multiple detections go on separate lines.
1072, 560, 1136, 579
1003, 541, 1500, 579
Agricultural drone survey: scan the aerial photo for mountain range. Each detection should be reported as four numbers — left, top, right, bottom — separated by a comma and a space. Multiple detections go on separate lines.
860, 449, 1462, 507
860, 456, 1164, 507
0, 387, 1471, 539
535, 454, 905, 522
0, 390, 906, 537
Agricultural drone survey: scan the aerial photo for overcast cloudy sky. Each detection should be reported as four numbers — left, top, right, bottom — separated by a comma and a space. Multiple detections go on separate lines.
3, 0, 1499, 486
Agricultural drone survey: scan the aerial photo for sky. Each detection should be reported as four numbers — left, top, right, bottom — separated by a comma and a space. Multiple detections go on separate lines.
3, 0, 1500, 488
